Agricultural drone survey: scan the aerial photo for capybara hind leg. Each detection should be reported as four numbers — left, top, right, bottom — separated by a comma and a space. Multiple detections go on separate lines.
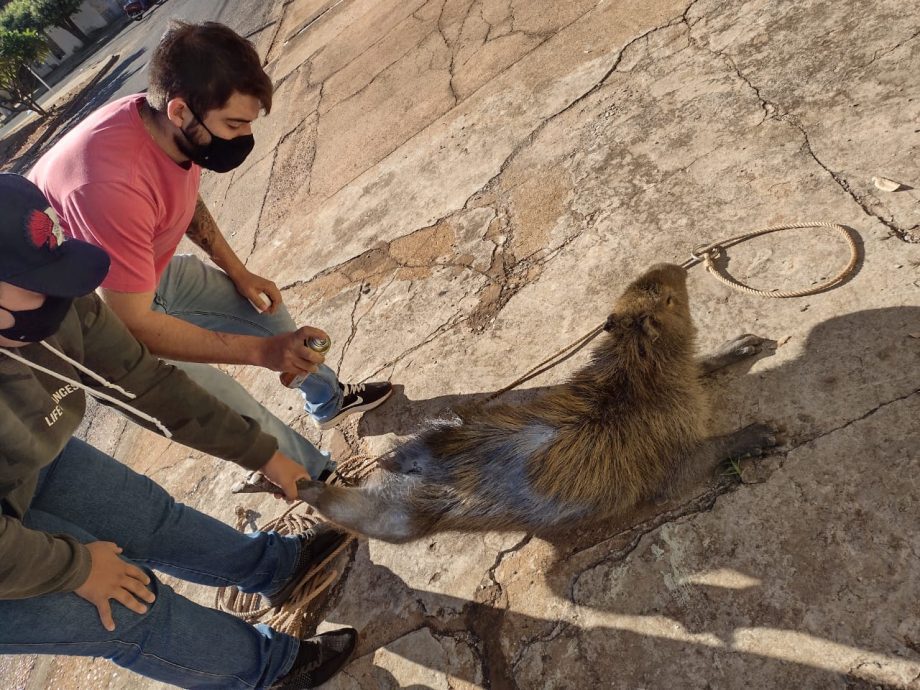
691, 423, 781, 475
296, 479, 423, 543
662, 424, 780, 498
699, 334, 775, 375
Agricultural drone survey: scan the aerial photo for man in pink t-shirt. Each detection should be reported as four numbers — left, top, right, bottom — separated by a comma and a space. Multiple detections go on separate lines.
29, 22, 393, 482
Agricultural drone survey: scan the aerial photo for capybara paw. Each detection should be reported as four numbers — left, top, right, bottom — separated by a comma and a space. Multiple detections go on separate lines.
295, 478, 325, 505
734, 422, 782, 458
722, 334, 774, 360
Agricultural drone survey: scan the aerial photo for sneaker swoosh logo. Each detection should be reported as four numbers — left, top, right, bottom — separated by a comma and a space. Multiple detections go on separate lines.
350, 395, 364, 406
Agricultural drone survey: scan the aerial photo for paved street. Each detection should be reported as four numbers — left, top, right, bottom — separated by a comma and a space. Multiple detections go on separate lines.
2, 0, 919, 688
0, 0, 279, 138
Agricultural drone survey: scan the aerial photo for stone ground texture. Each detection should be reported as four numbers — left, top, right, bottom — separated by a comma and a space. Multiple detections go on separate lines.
4, 0, 920, 687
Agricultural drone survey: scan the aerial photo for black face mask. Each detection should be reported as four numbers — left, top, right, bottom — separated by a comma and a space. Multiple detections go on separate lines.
0, 295, 73, 343
179, 108, 255, 173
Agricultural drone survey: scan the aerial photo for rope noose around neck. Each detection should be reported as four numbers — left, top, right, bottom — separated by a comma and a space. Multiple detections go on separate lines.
483, 221, 859, 403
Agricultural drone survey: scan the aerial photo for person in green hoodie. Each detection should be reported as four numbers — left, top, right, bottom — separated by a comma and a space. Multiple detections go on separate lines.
0, 174, 356, 689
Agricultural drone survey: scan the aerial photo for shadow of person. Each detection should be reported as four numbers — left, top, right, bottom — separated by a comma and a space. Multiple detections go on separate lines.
535, 306, 919, 601
323, 541, 915, 689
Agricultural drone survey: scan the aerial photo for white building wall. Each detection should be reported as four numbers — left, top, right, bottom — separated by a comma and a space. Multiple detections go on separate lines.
34, 0, 125, 75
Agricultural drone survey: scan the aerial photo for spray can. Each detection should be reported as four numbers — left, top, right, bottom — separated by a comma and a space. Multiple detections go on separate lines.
280, 336, 331, 388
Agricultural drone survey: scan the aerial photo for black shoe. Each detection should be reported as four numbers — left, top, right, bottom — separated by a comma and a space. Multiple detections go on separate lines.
264, 523, 349, 608
270, 627, 358, 689
315, 382, 393, 430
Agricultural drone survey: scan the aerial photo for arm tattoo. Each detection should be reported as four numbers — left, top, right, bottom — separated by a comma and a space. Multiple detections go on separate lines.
186, 196, 218, 257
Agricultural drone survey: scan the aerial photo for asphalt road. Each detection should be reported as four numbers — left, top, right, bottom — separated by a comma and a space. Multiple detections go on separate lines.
1, 0, 278, 138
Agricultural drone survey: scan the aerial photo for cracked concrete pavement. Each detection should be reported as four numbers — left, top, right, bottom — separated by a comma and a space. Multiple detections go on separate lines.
4, 0, 919, 687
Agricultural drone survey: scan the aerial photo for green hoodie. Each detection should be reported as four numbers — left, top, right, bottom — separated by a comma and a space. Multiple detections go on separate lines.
0, 293, 278, 599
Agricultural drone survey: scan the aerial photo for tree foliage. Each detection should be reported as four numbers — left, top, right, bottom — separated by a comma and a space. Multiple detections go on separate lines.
0, 0, 37, 33
25, 0, 88, 45
0, 28, 50, 116
0, 0, 65, 58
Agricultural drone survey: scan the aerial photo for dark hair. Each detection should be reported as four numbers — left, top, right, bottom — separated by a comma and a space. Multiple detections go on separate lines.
147, 21, 273, 115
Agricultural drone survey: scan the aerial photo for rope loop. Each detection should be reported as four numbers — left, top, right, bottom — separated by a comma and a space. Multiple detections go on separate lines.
685, 221, 858, 299
489, 221, 858, 401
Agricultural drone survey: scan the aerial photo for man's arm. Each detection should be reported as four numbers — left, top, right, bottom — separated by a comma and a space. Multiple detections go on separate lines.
98, 288, 325, 374
186, 195, 282, 314
74, 293, 313, 495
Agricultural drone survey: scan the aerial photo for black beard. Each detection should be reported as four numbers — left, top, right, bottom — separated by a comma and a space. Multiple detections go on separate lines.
174, 125, 205, 166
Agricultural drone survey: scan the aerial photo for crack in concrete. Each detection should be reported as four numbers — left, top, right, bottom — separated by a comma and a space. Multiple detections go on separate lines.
322, 8, 441, 116
245, 114, 318, 267
687, 29, 772, 125
306, 81, 327, 198
337, 271, 401, 376
507, 619, 568, 680
790, 118, 920, 243
261, 15, 285, 68
244, 150, 279, 265
865, 27, 920, 66
292, 0, 429, 91
436, 0, 461, 105
481, 0, 497, 44
466, 8, 693, 204
683, 20, 919, 244
336, 285, 364, 376
457, 534, 535, 689
304, 0, 605, 209
361, 309, 473, 382
485, 533, 533, 591
566, 478, 734, 600
788, 387, 920, 451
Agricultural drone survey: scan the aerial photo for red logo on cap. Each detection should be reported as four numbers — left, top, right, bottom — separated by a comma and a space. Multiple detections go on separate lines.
27, 210, 57, 250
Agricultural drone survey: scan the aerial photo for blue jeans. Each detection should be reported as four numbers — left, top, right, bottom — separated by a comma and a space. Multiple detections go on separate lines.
153, 255, 344, 478
0, 438, 302, 689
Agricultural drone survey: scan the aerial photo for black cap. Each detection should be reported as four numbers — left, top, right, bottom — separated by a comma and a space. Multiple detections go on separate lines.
0, 173, 110, 297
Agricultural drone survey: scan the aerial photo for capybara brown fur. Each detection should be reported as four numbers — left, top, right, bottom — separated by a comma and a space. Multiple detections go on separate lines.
297, 263, 775, 542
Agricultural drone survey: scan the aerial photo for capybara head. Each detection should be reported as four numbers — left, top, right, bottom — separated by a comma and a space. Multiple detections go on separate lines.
604, 263, 694, 357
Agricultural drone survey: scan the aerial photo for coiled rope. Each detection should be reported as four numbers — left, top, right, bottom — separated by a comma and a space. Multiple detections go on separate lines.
680, 221, 859, 298
216, 455, 378, 637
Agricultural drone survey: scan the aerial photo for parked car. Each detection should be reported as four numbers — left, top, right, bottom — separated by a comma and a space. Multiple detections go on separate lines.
122, 0, 155, 21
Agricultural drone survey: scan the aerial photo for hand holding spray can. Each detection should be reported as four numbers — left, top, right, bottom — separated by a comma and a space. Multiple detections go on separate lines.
280, 335, 331, 388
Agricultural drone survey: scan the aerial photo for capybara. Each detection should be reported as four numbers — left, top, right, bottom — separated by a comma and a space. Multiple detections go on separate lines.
297, 263, 775, 542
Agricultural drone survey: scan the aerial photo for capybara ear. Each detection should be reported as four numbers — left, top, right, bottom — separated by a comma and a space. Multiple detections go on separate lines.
604, 313, 634, 334
639, 313, 660, 341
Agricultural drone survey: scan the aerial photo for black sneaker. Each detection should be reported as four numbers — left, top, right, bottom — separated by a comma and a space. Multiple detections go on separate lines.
315, 382, 393, 430
270, 627, 358, 689
264, 523, 350, 608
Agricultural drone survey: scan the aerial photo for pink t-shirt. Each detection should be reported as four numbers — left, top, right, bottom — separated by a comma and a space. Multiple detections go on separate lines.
28, 94, 201, 293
